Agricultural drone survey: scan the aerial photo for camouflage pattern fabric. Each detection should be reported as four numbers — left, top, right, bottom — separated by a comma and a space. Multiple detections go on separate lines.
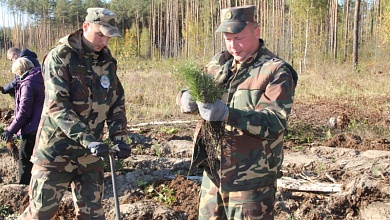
191, 39, 297, 218
85, 8, 121, 37
199, 40, 297, 192
199, 171, 276, 220
20, 29, 127, 219
31, 29, 128, 167
216, 5, 256, 34
19, 157, 104, 219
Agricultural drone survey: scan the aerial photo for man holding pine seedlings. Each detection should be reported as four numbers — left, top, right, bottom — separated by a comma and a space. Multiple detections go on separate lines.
177, 5, 298, 220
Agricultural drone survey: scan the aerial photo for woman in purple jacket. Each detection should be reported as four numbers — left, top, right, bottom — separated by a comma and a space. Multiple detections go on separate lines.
0, 57, 45, 185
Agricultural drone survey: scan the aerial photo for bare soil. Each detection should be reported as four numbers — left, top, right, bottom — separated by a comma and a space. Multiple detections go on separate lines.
0, 98, 389, 220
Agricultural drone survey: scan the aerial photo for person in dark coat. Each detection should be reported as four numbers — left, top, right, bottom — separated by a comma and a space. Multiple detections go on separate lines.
1, 47, 41, 97
0, 57, 45, 185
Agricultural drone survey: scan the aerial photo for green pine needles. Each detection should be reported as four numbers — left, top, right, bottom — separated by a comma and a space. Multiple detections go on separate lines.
175, 62, 226, 177
177, 62, 223, 103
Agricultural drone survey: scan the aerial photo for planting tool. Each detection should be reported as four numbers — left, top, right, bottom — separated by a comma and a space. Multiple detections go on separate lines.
109, 150, 121, 220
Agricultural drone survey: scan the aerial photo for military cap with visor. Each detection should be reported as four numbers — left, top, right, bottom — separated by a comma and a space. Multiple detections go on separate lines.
85, 8, 121, 37
216, 5, 256, 34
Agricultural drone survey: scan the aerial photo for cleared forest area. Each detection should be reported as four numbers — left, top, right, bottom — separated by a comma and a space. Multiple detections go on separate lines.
0, 1, 389, 219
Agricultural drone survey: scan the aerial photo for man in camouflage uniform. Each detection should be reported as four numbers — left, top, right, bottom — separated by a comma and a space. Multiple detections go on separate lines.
177, 5, 298, 220
19, 8, 131, 219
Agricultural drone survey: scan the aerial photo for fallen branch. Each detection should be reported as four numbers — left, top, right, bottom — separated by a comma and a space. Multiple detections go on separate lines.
277, 176, 342, 193
168, 175, 342, 194
325, 172, 338, 183
128, 120, 197, 129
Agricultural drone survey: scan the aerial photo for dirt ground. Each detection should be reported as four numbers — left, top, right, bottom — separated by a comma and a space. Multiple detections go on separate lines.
0, 98, 389, 220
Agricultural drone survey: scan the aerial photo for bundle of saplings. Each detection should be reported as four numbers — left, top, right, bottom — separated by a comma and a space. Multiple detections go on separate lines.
175, 63, 226, 175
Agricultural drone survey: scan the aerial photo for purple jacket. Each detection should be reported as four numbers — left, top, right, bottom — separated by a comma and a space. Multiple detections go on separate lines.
7, 67, 45, 136
2, 49, 40, 95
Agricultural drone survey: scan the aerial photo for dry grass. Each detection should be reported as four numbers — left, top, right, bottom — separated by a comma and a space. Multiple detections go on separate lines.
296, 62, 390, 123
119, 68, 184, 124
0, 57, 388, 138
0, 62, 16, 109
293, 62, 390, 139
119, 59, 390, 133
296, 62, 390, 105
117, 58, 202, 125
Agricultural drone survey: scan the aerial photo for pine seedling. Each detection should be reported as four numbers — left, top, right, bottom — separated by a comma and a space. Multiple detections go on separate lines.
177, 62, 223, 103
176, 62, 226, 176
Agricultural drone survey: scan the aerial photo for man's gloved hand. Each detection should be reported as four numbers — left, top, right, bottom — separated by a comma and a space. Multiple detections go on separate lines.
196, 99, 228, 121
176, 90, 198, 113
88, 142, 109, 157
111, 141, 131, 159
0, 131, 12, 142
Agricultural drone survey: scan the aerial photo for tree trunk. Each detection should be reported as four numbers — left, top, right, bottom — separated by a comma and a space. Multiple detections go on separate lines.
150, 0, 156, 59
343, 0, 350, 60
158, 0, 163, 60
352, 0, 361, 70
210, 0, 215, 55
304, 10, 309, 69
333, 0, 338, 60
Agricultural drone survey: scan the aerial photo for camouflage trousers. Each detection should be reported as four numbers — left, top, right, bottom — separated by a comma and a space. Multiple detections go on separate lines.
18, 155, 105, 220
198, 171, 276, 220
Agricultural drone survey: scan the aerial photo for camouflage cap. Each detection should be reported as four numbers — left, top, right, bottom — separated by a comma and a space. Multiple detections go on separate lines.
216, 5, 256, 33
85, 8, 121, 37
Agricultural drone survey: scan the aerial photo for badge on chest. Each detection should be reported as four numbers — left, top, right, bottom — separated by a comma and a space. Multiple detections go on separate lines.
100, 75, 110, 89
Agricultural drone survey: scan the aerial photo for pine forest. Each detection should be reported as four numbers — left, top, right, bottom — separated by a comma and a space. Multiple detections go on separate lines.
0, 0, 389, 72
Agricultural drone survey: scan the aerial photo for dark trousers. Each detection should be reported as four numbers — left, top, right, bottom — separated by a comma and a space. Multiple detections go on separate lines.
19, 134, 36, 185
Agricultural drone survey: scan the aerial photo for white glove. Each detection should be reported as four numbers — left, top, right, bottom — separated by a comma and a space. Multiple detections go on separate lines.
176, 90, 198, 113
196, 99, 228, 121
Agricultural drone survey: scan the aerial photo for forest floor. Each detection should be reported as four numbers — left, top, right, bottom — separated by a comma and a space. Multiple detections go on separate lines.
0, 98, 389, 220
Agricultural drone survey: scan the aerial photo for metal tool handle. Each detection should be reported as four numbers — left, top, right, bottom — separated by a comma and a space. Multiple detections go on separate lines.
109, 151, 121, 220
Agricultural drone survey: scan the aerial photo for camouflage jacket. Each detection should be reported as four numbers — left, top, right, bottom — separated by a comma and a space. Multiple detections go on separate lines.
191, 41, 297, 192
31, 29, 128, 168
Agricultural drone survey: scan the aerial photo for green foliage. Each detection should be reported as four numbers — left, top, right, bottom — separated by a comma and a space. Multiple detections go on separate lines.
0, 202, 14, 217
85, 0, 108, 9
139, 27, 151, 58
137, 180, 148, 187
292, 145, 305, 151
121, 27, 139, 58
381, 1, 390, 45
174, 62, 223, 103
146, 183, 177, 206
134, 145, 143, 154
102, 139, 126, 172
159, 126, 178, 135
103, 157, 124, 173
326, 129, 332, 139
286, 215, 298, 220
345, 118, 387, 140
316, 162, 325, 173
370, 165, 383, 177
285, 122, 321, 144
1, 0, 389, 68
153, 144, 161, 157
174, 62, 226, 174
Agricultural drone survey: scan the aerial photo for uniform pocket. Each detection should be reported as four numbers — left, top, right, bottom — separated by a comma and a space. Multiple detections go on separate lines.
69, 73, 90, 103
221, 133, 275, 190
